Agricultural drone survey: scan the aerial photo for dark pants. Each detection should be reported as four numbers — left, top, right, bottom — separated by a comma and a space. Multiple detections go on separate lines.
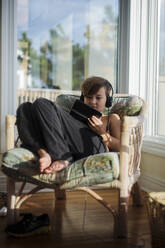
16, 98, 106, 163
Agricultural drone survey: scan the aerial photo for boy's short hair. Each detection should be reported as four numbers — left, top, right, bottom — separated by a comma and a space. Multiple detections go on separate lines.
81, 76, 113, 97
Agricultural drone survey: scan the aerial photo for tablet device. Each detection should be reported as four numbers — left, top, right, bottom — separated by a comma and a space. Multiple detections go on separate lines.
70, 99, 102, 123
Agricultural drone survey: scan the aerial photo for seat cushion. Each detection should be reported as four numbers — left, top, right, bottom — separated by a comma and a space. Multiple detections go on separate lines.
1, 148, 119, 189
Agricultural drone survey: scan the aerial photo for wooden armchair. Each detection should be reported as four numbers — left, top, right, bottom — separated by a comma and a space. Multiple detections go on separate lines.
1, 93, 147, 238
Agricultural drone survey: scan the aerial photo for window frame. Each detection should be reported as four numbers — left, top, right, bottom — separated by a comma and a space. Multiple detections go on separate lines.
143, 0, 165, 157
127, 0, 165, 157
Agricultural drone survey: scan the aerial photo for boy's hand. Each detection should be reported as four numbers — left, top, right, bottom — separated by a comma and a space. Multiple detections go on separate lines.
88, 115, 105, 135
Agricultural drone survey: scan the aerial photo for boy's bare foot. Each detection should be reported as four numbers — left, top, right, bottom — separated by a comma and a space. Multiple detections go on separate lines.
44, 160, 69, 174
38, 149, 52, 173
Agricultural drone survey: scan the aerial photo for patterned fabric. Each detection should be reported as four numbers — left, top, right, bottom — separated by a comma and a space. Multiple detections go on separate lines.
56, 94, 143, 117
110, 96, 143, 118
1, 148, 119, 189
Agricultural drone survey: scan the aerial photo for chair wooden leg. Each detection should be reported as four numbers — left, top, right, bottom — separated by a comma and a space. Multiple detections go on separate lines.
52, 189, 66, 236
55, 189, 66, 200
131, 182, 143, 206
114, 196, 129, 238
7, 177, 17, 225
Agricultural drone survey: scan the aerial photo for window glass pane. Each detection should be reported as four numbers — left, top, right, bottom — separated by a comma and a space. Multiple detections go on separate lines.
17, 0, 119, 90
158, 0, 165, 135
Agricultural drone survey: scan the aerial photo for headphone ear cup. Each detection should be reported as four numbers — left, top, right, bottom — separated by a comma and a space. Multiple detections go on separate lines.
80, 94, 84, 102
106, 96, 113, 108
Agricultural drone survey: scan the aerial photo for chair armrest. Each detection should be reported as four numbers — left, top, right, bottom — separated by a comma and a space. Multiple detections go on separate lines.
119, 111, 145, 198
6, 115, 16, 151
122, 99, 147, 129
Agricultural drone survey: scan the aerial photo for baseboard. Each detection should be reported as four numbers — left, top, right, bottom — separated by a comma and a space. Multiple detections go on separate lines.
139, 173, 165, 192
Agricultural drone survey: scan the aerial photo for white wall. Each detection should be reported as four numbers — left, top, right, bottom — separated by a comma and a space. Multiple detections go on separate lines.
140, 152, 165, 192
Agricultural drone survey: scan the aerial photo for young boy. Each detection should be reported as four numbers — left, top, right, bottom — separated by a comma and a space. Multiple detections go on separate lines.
16, 76, 120, 174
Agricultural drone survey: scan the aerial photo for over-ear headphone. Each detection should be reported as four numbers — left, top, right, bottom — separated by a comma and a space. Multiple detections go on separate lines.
106, 95, 113, 108
80, 80, 113, 108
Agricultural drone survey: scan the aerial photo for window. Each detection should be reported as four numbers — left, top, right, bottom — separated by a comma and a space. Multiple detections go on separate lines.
157, 0, 165, 136
137, 0, 165, 156
17, 0, 119, 91
1, 0, 123, 152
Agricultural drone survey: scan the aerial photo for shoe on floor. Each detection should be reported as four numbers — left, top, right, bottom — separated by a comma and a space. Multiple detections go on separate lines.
5, 213, 51, 237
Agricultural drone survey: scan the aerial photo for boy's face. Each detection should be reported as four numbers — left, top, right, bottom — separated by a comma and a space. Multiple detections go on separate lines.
84, 86, 107, 113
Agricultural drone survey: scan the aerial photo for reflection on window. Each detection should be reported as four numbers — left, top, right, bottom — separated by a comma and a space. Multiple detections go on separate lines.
158, 0, 165, 135
17, 0, 119, 90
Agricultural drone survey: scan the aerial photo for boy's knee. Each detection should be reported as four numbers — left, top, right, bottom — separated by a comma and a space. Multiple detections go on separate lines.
33, 97, 47, 106
17, 102, 32, 114
33, 97, 54, 110
16, 102, 32, 126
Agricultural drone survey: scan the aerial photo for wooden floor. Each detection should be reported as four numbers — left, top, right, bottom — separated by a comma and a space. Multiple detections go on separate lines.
0, 189, 152, 248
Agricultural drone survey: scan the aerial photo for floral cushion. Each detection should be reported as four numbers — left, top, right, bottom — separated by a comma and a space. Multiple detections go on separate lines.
56, 94, 143, 118
1, 148, 119, 189
110, 96, 143, 118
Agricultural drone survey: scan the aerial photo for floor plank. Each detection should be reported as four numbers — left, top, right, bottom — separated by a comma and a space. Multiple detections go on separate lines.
0, 189, 152, 248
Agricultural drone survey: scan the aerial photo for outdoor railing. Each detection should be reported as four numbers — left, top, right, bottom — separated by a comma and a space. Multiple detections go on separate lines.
17, 88, 81, 106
